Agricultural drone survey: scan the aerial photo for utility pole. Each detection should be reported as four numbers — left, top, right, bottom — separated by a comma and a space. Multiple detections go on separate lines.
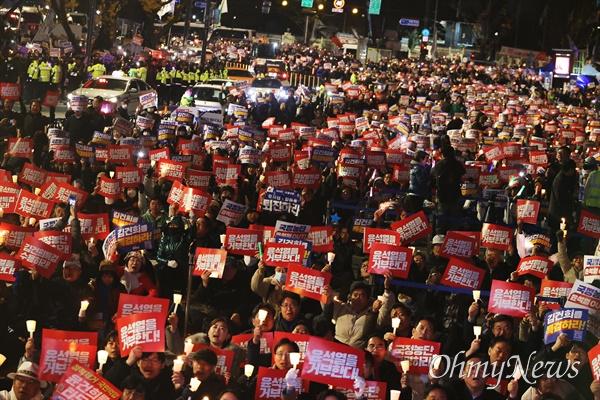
84, 0, 96, 67
432, 0, 438, 59
200, 0, 213, 70
182, 0, 194, 46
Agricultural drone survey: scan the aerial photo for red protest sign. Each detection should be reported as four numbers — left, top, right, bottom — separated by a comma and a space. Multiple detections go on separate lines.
52, 361, 121, 400
263, 242, 305, 267
578, 209, 600, 239
116, 312, 165, 356
40, 329, 98, 383
225, 227, 263, 256
483, 145, 503, 162
214, 162, 241, 186
117, 293, 170, 318
149, 148, 170, 163
186, 169, 212, 190
157, 159, 188, 181
265, 171, 292, 189
308, 226, 334, 253
517, 256, 551, 279
16, 236, 62, 279
272, 332, 311, 366
389, 337, 441, 374
589, 343, 600, 381
516, 199, 540, 225
0, 222, 35, 249
390, 211, 432, 244
440, 258, 485, 290
33, 231, 72, 260
292, 168, 321, 189
489, 280, 535, 318
270, 143, 292, 162
231, 332, 273, 354
18, 162, 47, 187
38, 179, 60, 201
363, 227, 401, 254
337, 381, 387, 400
529, 150, 548, 166
97, 176, 122, 200
77, 213, 110, 240
193, 247, 227, 278
54, 182, 88, 208
539, 279, 573, 310
481, 223, 513, 251
0, 252, 18, 282
190, 344, 234, 377
108, 145, 133, 166
479, 172, 501, 188
285, 264, 331, 302
0, 82, 21, 100
301, 337, 364, 389
256, 367, 304, 400
180, 186, 211, 217
368, 243, 413, 279
8, 137, 32, 158
501, 142, 521, 160
0, 181, 20, 213
52, 145, 75, 163
115, 166, 143, 188
441, 231, 478, 259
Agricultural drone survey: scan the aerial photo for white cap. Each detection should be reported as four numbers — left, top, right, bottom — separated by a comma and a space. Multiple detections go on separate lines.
432, 235, 445, 245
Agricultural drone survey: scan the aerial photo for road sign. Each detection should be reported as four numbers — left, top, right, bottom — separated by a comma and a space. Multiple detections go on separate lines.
421, 28, 430, 36
399, 18, 419, 27
332, 0, 345, 12
194, 0, 206, 7
368, 0, 381, 15
301, 0, 314, 7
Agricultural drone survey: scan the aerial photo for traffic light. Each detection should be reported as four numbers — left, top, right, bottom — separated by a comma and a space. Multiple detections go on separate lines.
262, 0, 272, 13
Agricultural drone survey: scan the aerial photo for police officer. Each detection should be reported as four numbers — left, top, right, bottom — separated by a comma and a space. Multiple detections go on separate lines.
88, 58, 106, 78
138, 62, 148, 82
26, 56, 39, 101
37, 57, 52, 101
156, 65, 169, 106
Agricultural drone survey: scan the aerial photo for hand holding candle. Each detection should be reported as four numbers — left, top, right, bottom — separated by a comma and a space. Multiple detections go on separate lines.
244, 364, 254, 378
97, 350, 108, 369
472, 290, 480, 302
400, 360, 410, 373
473, 325, 482, 339
172, 357, 184, 372
257, 309, 268, 324
289, 352, 301, 369
26, 320, 36, 338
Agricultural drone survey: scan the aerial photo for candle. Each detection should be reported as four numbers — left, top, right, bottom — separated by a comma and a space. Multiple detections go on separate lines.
34, 188, 41, 195
97, 350, 108, 369
79, 300, 89, 318
173, 293, 182, 314
327, 252, 335, 263
0, 354, 5, 367
189, 377, 201, 392
560, 217, 567, 231
220, 234, 226, 245
172, 357, 184, 372
151, 160, 156, 167
289, 352, 301, 368
244, 364, 254, 378
11, 175, 17, 184
472, 290, 480, 302
391, 317, 400, 329
28, 217, 36, 226
473, 326, 482, 339
390, 389, 401, 400
26, 320, 36, 338
257, 309, 268, 324
109, 171, 115, 178
400, 360, 410, 373
243, 256, 251, 266
184, 340, 194, 355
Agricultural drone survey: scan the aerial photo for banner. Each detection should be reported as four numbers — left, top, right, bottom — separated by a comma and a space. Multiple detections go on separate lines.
368, 243, 413, 279
97, 176, 122, 200
539, 279, 573, 310
111, 210, 139, 228
33, 231, 72, 259
117, 293, 170, 318
117, 312, 165, 356
307, 226, 333, 253
584, 256, 600, 284
260, 187, 301, 216
301, 337, 364, 389
256, 367, 303, 400
193, 247, 227, 278
225, 227, 263, 256
362, 228, 400, 254
517, 256, 551, 279
516, 199, 540, 225
489, 280, 535, 318
77, 213, 110, 240
0, 222, 34, 249
440, 258, 485, 290
40, 329, 97, 383
18, 162, 47, 187
543, 308, 588, 344
578, 210, 600, 239
285, 264, 331, 302
274, 220, 311, 240
115, 166, 142, 188
0, 253, 18, 282
440, 231, 478, 259
16, 236, 62, 278
52, 362, 121, 400
263, 242, 305, 267
8, 137, 32, 158
389, 337, 441, 374
216, 199, 247, 226
390, 211, 432, 244
481, 223, 513, 251
565, 280, 600, 314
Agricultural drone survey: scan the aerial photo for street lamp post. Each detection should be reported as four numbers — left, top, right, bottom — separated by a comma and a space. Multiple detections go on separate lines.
432, 0, 438, 59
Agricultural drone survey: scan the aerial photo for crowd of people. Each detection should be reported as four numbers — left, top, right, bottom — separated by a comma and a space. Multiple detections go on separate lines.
0, 37, 598, 400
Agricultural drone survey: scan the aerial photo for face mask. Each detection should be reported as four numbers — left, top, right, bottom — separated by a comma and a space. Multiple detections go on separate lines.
274, 271, 286, 284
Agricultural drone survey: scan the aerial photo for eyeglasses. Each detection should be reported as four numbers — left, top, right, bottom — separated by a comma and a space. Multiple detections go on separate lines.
366, 344, 385, 350
140, 357, 161, 364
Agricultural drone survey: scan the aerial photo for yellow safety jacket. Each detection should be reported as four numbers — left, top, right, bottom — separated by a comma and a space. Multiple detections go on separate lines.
138, 66, 147, 82
584, 170, 600, 209
51, 65, 62, 84
28, 60, 39, 80
88, 63, 106, 78
38, 62, 52, 83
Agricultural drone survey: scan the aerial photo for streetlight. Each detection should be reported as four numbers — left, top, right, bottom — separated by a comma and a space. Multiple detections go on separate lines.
281, 0, 288, 5
317, 3, 324, 10
352, 7, 358, 14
